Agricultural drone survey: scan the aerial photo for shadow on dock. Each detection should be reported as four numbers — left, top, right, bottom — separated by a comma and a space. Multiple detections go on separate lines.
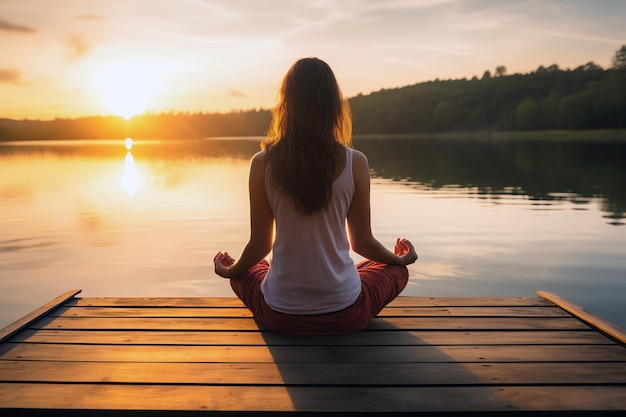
260, 319, 513, 413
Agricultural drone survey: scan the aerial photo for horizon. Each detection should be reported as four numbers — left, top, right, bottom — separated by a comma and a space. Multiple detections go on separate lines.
0, 63, 618, 123
1, 0, 625, 120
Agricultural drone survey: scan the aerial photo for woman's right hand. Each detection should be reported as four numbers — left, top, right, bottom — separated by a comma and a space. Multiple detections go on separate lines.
214, 251, 235, 278
395, 238, 418, 266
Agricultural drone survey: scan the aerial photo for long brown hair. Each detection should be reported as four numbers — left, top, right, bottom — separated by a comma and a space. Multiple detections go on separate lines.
261, 57, 352, 215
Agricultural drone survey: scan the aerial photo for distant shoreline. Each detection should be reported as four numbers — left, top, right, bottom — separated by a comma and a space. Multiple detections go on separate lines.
1, 129, 625, 143
353, 129, 626, 142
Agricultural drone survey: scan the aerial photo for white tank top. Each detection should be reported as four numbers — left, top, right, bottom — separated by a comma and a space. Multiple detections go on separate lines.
260, 146, 361, 314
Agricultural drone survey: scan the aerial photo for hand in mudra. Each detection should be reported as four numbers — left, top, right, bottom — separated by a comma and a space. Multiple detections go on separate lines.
395, 238, 418, 266
214, 251, 235, 278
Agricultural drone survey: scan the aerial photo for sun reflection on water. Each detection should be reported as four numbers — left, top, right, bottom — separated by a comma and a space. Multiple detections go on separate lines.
122, 139, 140, 196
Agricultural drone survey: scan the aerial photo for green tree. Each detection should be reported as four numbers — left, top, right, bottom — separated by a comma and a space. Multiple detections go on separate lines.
575, 61, 602, 71
540, 92, 562, 128
516, 98, 539, 130
558, 92, 590, 129
546, 64, 559, 72
612, 45, 626, 69
433, 100, 454, 130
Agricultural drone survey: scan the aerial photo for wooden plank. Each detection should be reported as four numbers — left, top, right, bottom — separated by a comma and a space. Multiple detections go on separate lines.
2, 360, 625, 385
367, 316, 590, 330
48, 305, 569, 318
69, 296, 553, 308
51, 306, 255, 318
538, 290, 626, 345
29, 316, 262, 331
0, 289, 81, 343
27, 316, 591, 331
388, 296, 554, 307
69, 297, 247, 307
8, 329, 612, 346
2, 343, 625, 363
1, 384, 625, 412
384, 306, 569, 317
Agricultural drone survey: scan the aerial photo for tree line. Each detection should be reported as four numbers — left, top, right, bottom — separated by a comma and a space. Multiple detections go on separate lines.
1, 46, 625, 140
0, 109, 271, 141
351, 61, 625, 134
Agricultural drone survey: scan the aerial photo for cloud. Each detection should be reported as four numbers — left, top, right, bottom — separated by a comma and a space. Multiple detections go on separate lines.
229, 89, 247, 98
75, 14, 104, 21
531, 28, 625, 46
66, 35, 90, 60
0, 18, 36, 33
0, 69, 21, 84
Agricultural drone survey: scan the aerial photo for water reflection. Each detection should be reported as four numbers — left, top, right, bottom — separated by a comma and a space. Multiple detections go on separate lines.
122, 147, 140, 196
353, 136, 626, 225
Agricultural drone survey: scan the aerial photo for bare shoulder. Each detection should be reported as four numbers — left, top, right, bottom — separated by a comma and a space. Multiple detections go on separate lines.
350, 148, 370, 189
251, 150, 266, 163
250, 150, 267, 169
351, 148, 369, 170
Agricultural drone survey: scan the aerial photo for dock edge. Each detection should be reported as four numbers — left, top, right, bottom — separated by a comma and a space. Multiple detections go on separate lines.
0, 288, 82, 343
537, 290, 626, 345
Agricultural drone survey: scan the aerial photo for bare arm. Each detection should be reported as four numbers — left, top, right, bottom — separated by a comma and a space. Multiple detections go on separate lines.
214, 151, 274, 278
347, 150, 418, 266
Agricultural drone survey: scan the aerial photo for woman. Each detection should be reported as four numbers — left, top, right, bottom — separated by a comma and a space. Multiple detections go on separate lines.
214, 57, 417, 335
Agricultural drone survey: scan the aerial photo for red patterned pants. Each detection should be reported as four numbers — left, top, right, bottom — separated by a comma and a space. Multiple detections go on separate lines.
230, 259, 409, 335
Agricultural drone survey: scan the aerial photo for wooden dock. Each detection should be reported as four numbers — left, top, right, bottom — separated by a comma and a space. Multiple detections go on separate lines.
1, 289, 625, 415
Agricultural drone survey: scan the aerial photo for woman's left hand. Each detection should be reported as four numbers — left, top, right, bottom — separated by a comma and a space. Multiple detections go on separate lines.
394, 238, 418, 266
214, 251, 235, 278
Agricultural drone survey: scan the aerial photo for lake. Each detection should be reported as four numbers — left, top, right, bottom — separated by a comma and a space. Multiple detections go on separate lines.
1, 135, 625, 330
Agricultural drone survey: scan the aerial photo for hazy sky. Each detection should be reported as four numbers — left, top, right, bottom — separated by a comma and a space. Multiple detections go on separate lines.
1, 0, 625, 119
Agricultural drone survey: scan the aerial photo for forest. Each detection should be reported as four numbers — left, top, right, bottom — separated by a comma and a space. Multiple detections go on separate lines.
351, 61, 625, 134
1, 46, 625, 140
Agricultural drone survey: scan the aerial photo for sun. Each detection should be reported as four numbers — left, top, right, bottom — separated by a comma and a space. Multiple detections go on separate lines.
94, 58, 166, 119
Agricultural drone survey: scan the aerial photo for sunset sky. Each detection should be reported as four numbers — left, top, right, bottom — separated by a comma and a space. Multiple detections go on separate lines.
1, 0, 625, 120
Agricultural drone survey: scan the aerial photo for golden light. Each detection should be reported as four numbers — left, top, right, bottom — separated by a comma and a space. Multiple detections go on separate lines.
95, 59, 166, 119
122, 151, 140, 196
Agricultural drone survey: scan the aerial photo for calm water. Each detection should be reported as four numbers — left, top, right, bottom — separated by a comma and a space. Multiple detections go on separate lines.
1, 136, 625, 329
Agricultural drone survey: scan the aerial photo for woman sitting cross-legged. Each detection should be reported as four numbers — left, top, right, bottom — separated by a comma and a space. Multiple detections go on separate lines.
214, 57, 418, 335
